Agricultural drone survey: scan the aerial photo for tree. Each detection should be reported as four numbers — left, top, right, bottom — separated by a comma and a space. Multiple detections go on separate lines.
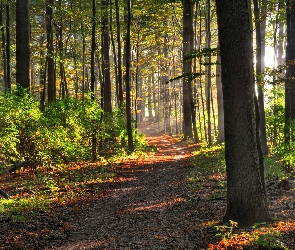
125, 0, 134, 152
253, 0, 268, 156
46, 0, 55, 102
5, 2, 11, 91
216, 45, 224, 143
182, 0, 193, 139
285, 0, 295, 144
16, 0, 31, 91
215, 0, 271, 226
101, 0, 112, 113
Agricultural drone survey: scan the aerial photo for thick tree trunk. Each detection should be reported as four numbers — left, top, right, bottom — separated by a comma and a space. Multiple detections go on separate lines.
16, 0, 31, 91
216, 0, 271, 226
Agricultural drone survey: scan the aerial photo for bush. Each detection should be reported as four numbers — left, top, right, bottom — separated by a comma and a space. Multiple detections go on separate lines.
0, 90, 145, 169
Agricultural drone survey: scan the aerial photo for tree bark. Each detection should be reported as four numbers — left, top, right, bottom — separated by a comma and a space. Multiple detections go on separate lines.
115, 0, 123, 105
253, 0, 268, 156
125, 0, 134, 152
285, 0, 295, 145
46, 0, 55, 102
216, 0, 271, 226
16, 0, 31, 91
216, 45, 224, 143
101, 0, 112, 113
182, 0, 193, 139
206, 0, 212, 145
5, 3, 11, 91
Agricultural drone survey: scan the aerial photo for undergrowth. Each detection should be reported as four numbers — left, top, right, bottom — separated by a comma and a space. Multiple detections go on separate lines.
0, 162, 115, 221
189, 143, 293, 249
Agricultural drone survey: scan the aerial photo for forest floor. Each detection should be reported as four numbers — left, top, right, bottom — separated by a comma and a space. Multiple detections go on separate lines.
1, 123, 295, 249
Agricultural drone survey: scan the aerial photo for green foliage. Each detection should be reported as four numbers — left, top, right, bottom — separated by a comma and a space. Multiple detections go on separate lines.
184, 47, 219, 61
35, 97, 100, 163
248, 223, 287, 250
215, 220, 238, 241
0, 89, 146, 169
0, 90, 41, 165
190, 144, 225, 180
166, 72, 204, 84
265, 89, 285, 146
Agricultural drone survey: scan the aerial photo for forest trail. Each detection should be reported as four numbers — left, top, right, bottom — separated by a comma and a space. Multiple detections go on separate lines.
51, 134, 211, 249
2, 133, 295, 249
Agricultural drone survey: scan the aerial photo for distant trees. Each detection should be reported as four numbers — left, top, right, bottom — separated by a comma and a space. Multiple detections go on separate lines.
0, 0, 293, 149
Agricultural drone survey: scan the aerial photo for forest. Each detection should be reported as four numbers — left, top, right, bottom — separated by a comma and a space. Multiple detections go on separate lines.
1, 0, 295, 249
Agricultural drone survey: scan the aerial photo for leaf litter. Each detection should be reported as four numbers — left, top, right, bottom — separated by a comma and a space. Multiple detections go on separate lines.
0, 134, 295, 249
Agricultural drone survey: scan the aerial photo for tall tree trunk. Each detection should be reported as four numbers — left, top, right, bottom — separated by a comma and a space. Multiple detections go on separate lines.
115, 0, 123, 105
253, 0, 268, 155
125, 0, 134, 152
216, 45, 224, 143
91, 0, 97, 161
163, 34, 171, 135
46, 0, 55, 102
0, 1, 7, 91
109, 1, 119, 106
190, 0, 199, 143
285, 0, 295, 145
101, 0, 112, 113
16, 0, 31, 91
58, 14, 67, 99
182, 0, 193, 139
216, 0, 271, 227
81, 21, 86, 101
6, 3, 10, 91
286, 0, 295, 143
206, 0, 212, 145
91, 0, 96, 99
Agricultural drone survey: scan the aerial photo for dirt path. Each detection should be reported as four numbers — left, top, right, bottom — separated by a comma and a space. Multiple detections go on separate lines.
47, 135, 212, 250
4, 134, 295, 249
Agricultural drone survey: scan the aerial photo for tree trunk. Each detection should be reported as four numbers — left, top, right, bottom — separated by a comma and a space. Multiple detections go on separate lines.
216, 0, 271, 227
216, 45, 224, 143
91, 0, 97, 161
6, 3, 11, 91
289, 1, 295, 137
16, 0, 31, 91
285, 0, 295, 145
115, 0, 123, 105
125, 0, 134, 152
253, 0, 268, 156
182, 0, 193, 139
206, 0, 212, 145
101, 0, 112, 113
0, 1, 7, 91
46, 0, 55, 102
